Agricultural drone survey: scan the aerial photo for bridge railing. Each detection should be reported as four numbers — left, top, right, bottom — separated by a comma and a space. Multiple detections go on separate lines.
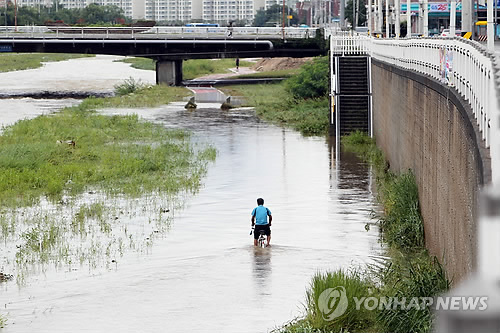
329, 34, 500, 185
0, 26, 317, 40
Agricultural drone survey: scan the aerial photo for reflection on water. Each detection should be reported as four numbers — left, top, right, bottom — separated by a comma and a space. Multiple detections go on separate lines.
0, 56, 384, 332
252, 247, 272, 294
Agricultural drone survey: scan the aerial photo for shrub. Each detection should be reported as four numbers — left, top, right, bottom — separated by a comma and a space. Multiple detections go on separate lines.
285, 57, 329, 99
377, 252, 450, 333
379, 171, 425, 250
114, 77, 147, 96
304, 270, 376, 332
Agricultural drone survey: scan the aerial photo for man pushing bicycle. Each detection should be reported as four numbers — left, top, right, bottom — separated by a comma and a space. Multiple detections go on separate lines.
251, 198, 272, 247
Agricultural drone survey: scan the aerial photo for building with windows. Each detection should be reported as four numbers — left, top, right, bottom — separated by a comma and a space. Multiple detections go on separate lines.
202, 0, 254, 23
8, 0, 297, 24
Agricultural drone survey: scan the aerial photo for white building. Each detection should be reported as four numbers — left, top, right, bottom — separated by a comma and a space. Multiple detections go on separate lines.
142, 0, 193, 21
202, 0, 254, 23
10, 0, 278, 23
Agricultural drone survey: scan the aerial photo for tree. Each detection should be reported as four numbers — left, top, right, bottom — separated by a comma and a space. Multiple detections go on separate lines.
285, 57, 329, 99
1, 2, 128, 26
253, 4, 298, 27
346, 0, 366, 27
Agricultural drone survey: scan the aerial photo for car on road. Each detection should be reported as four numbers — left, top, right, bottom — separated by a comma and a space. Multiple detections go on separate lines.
441, 28, 462, 37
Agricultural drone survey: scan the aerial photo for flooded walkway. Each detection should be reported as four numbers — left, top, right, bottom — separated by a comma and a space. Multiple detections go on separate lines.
0, 57, 383, 332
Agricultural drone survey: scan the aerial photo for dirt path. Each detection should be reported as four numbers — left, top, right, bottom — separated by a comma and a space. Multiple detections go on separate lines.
192, 67, 256, 80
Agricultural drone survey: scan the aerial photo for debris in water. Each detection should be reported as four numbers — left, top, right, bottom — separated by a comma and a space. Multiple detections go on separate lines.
184, 97, 197, 109
220, 96, 235, 110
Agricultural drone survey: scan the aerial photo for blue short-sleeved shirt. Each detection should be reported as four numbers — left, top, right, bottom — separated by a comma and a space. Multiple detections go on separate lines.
251, 205, 271, 225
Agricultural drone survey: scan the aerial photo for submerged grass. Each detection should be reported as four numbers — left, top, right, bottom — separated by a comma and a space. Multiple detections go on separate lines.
221, 83, 329, 136
0, 53, 95, 73
85, 84, 190, 109
0, 84, 209, 208
0, 314, 5, 328
277, 132, 449, 333
0, 80, 216, 288
0, 109, 214, 207
119, 57, 252, 79
343, 131, 424, 251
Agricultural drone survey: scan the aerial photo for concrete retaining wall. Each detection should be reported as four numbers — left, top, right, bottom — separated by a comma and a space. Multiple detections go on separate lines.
371, 60, 491, 283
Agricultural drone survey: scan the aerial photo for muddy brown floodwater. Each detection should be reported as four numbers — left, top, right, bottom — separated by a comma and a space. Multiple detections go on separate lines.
0, 56, 384, 332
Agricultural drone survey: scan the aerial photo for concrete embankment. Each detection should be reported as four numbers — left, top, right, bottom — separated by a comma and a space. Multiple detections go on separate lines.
371, 60, 491, 283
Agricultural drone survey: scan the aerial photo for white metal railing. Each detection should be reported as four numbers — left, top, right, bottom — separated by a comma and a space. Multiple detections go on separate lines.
0, 26, 316, 40
330, 34, 500, 185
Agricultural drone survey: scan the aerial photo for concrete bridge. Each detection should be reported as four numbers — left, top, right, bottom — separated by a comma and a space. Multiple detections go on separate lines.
328, 33, 500, 286
0, 26, 328, 85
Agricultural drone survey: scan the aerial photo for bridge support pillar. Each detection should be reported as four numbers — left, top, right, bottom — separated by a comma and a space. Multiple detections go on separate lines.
156, 60, 183, 86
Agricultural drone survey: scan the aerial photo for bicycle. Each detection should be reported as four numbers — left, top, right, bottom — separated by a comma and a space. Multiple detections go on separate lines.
250, 227, 267, 248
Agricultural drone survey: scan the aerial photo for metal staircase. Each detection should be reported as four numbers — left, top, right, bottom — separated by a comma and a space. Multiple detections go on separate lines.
331, 56, 372, 137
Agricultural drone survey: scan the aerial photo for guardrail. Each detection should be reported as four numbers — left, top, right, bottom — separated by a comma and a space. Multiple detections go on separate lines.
329, 34, 500, 185
0, 26, 317, 40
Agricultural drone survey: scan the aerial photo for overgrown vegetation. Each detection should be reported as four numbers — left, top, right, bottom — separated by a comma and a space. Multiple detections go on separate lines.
276, 132, 449, 333
0, 81, 216, 289
343, 131, 425, 251
285, 57, 329, 99
0, 53, 94, 73
0, 314, 5, 328
304, 270, 376, 332
114, 77, 147, 96
0, 84, 205, 208
118, 57, 252, 79
221, 57, 330, 136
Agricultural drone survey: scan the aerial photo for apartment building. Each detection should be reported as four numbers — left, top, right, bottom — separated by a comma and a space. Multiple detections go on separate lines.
202, 0, 254, 23
10, 0, 276, 23
142, 0, 192, 21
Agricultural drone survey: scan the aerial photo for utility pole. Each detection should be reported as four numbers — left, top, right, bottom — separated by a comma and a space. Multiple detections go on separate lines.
282, 0, 286, 37
423, 0, 428, 36
407, 0, 411, 36
385, 0, 389, 36
328, 0, 332, 25
377, 0, 382, 32
340, 0, 345, 28
367, 0, 372, 31
488, 0, 494, 49
14, 0, 17, 31
462, 0, 473, 37
450, 0, 456, 35
395, 0, 400, 37
354, 0, 358, 27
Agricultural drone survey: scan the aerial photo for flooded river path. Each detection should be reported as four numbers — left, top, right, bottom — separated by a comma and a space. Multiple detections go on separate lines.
0, 56, 383, 332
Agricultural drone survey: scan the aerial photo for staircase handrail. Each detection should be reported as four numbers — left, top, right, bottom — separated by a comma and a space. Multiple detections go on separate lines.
330, 34, 500, 185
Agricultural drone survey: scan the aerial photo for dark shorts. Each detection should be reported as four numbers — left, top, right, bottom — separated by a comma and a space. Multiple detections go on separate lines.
254, 224, 271, 240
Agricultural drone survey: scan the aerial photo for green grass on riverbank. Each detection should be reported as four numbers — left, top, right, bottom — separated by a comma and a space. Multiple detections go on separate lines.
86, 83, 190, 108
0, 83, 216, 287
275, 132, 449, 333
0, 53, 94, 73
0, 84, 210, 208
119, 57, 252, 79
221, 83, 329, 136
221, 57, 329, 136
